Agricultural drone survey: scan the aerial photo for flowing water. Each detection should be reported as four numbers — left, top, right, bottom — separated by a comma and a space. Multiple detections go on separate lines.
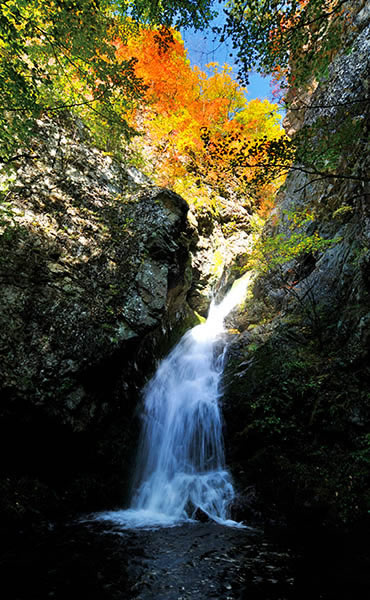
97, 278, 249, 530
3, 278, 369, 599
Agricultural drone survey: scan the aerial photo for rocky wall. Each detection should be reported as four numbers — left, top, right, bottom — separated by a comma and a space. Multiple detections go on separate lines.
223, 11, 370, 536
0, 116, 196, 529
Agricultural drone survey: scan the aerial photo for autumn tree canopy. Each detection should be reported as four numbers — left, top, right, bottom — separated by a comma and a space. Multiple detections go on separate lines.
115, 26, 285, 212
0, 0, 304, 212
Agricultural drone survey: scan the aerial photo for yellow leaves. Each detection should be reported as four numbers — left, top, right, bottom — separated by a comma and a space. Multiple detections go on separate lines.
236, 98, 283, 139
115, 25, 285, 214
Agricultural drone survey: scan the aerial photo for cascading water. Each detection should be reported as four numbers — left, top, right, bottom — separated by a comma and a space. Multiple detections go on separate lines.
97, 277, 248, 529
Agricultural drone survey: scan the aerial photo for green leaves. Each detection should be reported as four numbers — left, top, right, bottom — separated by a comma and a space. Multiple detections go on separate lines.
249, 208, 339, 274
121, 0, 217, 30
0, 1, 145, 162
221, 1, 351, 87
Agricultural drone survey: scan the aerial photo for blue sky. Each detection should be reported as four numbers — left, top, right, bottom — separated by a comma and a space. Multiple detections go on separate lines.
181, 30, 274, 102
180, 8, 274, 103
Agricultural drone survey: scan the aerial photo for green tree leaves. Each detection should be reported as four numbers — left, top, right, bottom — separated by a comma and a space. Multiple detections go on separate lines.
220, 0, 351, 88
120, 0, 216, 30
0, 1, 145, 163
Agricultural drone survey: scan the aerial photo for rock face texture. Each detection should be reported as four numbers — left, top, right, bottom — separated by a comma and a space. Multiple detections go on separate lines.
0, 116, 195, 527
188, 196, 253, 315
223, 10, 370, 534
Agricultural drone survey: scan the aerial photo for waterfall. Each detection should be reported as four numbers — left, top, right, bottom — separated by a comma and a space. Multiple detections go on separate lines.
97, 277, 248, 529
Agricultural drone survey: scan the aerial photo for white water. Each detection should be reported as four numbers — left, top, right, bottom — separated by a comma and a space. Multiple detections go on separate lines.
97, 277, 248, 529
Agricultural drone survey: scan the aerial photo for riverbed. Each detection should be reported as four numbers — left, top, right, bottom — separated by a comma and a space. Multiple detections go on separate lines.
2, 516, 369, 599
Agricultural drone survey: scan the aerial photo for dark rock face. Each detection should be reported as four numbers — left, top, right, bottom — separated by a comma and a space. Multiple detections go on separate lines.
0, 117, 195, 529
223, 15, 370, 536
192, 507, 211, 523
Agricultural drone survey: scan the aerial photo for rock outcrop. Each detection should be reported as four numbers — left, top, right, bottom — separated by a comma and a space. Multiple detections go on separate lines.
188, 195, 253, 314
223, 7, 370, 535
0, 116, 195, 527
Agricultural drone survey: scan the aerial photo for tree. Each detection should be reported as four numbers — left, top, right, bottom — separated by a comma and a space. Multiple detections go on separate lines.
211, 1, 369, 190
0, 1, 148, 163
119, 0, 216, 30
219, 0, 352, 88
0, 0, 217, 165
115, 26, 285, 209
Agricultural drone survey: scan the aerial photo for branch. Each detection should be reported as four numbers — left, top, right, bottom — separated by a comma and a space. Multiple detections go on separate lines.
293, 176, 330, 193
288, 164, 370, 183
285, 97, 369, 112
290, 0, 349, 32
0, 153, 39, 165
230, 159, 369, 185
1, 91, 107, 113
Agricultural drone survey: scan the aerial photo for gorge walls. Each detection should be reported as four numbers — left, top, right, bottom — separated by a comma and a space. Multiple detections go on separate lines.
0, 116, 196, 528
223, 5, 370, 535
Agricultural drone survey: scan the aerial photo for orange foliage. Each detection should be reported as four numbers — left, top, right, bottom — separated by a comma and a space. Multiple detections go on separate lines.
116, 27, 285, 212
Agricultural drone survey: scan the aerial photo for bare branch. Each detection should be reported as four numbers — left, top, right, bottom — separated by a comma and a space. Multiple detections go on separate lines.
0, 153, 39, 165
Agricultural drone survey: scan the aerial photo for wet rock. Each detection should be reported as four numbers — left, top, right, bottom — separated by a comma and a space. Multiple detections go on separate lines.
188, 196, 253, 315
193, 508, 211, 523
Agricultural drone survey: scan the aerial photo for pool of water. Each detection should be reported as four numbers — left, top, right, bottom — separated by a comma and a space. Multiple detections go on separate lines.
2, 517, 369, 599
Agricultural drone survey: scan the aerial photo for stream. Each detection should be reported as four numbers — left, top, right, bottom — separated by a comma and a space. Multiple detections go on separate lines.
3, 516, 369, 599
2, 279, 369, 599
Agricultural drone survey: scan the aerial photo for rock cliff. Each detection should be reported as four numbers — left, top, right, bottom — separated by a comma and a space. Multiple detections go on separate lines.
0, 116, 195, 527
223, 5, 370, 535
